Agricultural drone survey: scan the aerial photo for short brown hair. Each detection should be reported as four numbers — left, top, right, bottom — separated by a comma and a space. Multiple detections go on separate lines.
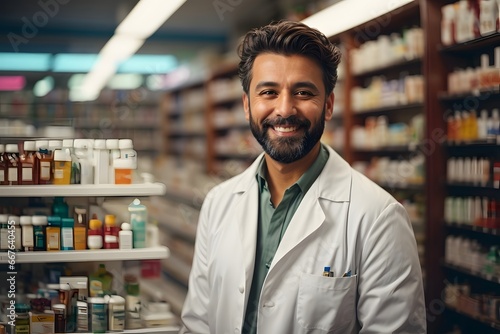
237, 20, 341, 95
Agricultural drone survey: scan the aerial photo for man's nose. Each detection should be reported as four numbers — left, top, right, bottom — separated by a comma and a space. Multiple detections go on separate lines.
275, 93, 297, 118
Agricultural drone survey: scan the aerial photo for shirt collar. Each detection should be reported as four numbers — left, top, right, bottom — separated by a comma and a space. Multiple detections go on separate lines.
255, 144, 330, 193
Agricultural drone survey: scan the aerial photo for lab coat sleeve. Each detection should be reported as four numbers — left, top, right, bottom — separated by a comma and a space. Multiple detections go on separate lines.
357, 202, 426, 333
179, 189, 214, 333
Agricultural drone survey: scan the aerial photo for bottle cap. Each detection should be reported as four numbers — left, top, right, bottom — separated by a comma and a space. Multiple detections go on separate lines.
89, 219, 102, 230
48, 140, 63, 151
23, 141, 36, 151
105, 214, 116, 227
106, 139, 119, 149
31, 215, 48, 226
35, 140, 49, 150
53, 149, 71, 162
20, 216, 32, 225
118, 139, 133, 149
73, 139, 91, 149
5, 144, 19, 153
0, 144, 4, 153
62, 139, 73, 148
121, 222, 131, 231
94, 139, 107, 150
8, 216, 19, 225
114, 158, 135, 169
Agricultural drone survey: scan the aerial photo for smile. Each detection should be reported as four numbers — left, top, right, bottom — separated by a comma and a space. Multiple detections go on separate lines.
274, 126, 298, 133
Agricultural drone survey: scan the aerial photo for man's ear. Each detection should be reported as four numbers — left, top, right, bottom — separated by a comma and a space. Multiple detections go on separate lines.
325, 92, 334, 121
243, 93, 250, 121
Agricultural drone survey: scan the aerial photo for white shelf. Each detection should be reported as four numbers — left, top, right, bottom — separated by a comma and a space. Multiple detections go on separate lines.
0, 246, 170, 264
69, 326, 180, 334
0, 183, 166, 197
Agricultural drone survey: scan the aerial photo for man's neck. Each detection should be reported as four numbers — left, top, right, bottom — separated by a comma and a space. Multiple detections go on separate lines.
264, 143, 321, 207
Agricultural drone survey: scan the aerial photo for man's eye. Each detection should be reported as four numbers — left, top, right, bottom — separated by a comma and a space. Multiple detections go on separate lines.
260, 90, 276, 95
296, 91, 313, 96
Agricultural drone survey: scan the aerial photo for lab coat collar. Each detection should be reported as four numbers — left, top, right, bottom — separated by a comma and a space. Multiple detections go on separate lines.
233, 144, 352, 203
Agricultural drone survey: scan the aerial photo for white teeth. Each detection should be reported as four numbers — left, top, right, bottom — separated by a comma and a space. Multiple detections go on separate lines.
275, 126, 297, 133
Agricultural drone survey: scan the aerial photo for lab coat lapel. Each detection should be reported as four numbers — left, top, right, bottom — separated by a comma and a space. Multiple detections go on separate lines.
272, 189, 325, 265
234, 155, 262, 289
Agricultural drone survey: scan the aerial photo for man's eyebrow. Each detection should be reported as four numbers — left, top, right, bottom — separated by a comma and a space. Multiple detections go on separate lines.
255, 81, 279, 90
254, 81, 320, 92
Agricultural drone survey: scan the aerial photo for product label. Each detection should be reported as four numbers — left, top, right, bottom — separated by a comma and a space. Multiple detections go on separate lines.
22, 226, 34, 247
74, 228, 86, 250
90, 304, 107, 331
62, 227, 74, 249
22, 167, 33, 181
8, 167, 17, 182
105, 235, 118, 243
77, 307, 88, 331
109, 305, 125, 330
0, 228, 8, 250
54, 169, 64, 179
34, 227, 45, 250
40, 161, 51, 180
47, 231, 60, 250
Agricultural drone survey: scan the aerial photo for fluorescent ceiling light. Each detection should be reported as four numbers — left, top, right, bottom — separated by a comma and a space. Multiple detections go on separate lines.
116, 0, 187, 39
302, 0, 415, 37
0, 76, 25, 91
53, 53, 99, 72
0, 53, 51, 71
33, 76, 54, 97
100, 35, 145, 63
118, 54, 177, 74
107, 74, 143, 90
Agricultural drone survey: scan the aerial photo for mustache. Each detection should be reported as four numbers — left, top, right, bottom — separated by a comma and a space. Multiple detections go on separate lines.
262, 116, 311, 128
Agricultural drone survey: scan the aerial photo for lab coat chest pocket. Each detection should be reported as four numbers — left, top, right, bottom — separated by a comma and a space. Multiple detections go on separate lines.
297, 273, 356, 333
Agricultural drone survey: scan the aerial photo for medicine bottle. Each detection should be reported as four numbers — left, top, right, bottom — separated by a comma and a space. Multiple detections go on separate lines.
53, 303, 66, 334
62, 139, 80, 184
106, 139, 120, 185
5, 144, 20, 185
87, 296, 108, 333
0, 144, 7, 185
15, 303, 30, 334
20, 215, 34, 251
73, 207, 87, 250
93, 139, 109, 184
46, 216, 61, 251
52, 197, 69, 218
53, 149, 71, 185
128, 198, 147, 248
124, 274, 141, 329
61, 218, 74, 251
104, 214, 119, 249
87, 218, 103, 250
114, 158, 134, 184
73, 139, 94, 185
107, 295, 125, 331
119, 222, 133, 250
20, 140, 36, 185
32, 215, 48, 251
35, 140, 52, 185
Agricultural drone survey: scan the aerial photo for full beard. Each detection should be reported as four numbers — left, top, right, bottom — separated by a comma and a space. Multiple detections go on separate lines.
249, 108, 326, 164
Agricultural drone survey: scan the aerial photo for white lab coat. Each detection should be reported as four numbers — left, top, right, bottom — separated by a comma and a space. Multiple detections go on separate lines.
181, 145, 426, 334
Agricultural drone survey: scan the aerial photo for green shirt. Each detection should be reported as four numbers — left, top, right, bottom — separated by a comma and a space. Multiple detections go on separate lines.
242, 145, 329, 334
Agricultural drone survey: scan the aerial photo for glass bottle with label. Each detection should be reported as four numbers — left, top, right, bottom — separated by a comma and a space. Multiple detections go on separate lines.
32, 215, 47, 251
46, 216, 61, 251
35, 140, 52, 185
20, 140, 36, 185
5, 144, 20, 185
0, 144, 7, 185
104, 214, 119, 249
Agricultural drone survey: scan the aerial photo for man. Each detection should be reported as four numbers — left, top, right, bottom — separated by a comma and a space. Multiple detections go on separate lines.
180, 20, 426, 333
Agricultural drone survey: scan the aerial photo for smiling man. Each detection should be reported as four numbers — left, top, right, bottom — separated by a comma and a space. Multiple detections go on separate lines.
180, 20, 426, 334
